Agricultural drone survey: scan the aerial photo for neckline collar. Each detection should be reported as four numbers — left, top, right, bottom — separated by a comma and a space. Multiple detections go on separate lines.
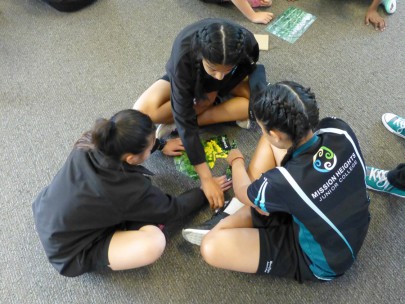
292, 135, 319, 158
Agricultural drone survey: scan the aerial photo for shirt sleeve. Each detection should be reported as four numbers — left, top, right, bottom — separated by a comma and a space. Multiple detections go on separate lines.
247, 171, 290, 214
170, 68, 207, 165
124, 184, 207, 224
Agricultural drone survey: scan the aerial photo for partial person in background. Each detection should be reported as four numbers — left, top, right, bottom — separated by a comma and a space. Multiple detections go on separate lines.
366, 113, 404, 198
41, 0, 97, 12
200, 0, 274, 24
32, 109, 231, 277
365, 0, 396, 31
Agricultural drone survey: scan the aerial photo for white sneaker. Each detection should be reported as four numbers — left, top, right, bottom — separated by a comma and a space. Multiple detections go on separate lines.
236, 119, 251, 129
156, 123, 176, 139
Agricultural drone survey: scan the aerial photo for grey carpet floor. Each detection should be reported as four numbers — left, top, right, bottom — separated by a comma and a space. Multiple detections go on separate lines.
0, 0, 404, 303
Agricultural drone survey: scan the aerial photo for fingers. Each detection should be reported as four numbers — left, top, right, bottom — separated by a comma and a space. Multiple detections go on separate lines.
365, 11, 386, 31
208, 193, 224, 209
221, 180, 233, 191
212, 175, 232, 191
169, 151, 184, 156
202, 178, 225, 209
255, 12, 274, 24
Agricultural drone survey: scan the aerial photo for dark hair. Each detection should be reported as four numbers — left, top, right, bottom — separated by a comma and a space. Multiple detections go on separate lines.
191, 21, 255, 100
253, 81, 319, 166
91, 109, 155, 161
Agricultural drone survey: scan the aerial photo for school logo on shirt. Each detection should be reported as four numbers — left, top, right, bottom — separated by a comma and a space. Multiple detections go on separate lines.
313, 146, 337, 173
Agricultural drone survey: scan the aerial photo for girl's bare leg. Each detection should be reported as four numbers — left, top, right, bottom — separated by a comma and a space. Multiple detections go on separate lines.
197, 79, 250, 126
247, 135, 287, 181
200, 205, 260, 273
134, 78, 250, 126
133, 80, 173, 124
108, 225, 166, 271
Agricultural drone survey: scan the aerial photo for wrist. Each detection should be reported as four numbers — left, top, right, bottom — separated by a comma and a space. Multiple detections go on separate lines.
230, 156, 244, 167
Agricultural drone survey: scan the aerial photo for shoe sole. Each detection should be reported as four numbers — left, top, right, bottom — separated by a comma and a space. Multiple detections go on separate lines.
366, 184, 405, 198
382, 115, 405, 139
182, 229, 209, 246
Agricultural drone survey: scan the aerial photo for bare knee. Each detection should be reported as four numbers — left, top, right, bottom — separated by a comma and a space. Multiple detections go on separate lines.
200, 231, 220, 266
141, 225, 166, 263
108, 225, 166, 270
133, 80, 171, 121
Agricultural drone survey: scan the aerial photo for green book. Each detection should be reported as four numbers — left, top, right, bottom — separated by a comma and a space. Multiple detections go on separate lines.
266, 7, 316, 43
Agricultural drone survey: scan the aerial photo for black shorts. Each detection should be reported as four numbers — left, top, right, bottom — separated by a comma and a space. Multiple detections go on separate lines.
251, 210, 318, 283
54, 222, 149, 277
52, 230, 113, 277
160, 74, 170, 82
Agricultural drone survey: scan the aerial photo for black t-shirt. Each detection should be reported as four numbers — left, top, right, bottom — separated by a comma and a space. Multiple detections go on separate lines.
165, 18, 259, 165
247, 117, 370, 280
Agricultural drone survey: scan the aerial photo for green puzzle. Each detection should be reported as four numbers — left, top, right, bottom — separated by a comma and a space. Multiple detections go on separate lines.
266, 7, 317, 43
174, 135, 236, 180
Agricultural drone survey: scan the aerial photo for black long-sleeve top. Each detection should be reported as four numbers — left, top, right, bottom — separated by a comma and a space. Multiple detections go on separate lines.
165, 18, 259, 165
32, 134, 207, 276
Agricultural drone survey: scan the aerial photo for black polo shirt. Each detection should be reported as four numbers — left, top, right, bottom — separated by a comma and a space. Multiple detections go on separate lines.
248, 117, 370, 280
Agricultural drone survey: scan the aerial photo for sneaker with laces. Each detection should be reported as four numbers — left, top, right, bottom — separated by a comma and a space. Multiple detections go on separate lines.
182, 201, 231, 246
382, 113, 405, 139
156, 123, 177, 139
366, 166, 405, 198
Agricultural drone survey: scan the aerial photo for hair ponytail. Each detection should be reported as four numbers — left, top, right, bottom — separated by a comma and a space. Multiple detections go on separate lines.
91, 109, 155, 161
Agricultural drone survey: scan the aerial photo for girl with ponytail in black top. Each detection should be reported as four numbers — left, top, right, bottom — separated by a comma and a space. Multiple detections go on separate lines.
199, 81, 370, 282
134, 18, 262, 210
32, 109, 231, 277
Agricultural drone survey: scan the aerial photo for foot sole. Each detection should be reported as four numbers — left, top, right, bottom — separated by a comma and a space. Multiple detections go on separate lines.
182, 229, 209, 246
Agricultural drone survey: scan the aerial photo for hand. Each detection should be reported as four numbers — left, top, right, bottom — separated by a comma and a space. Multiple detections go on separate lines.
200, 177, 225, 209
250, 11, 274, 24
365, 9, 386, 31
161, 138, 185, 156
227, 149, 245, 166
212, 175, 232, 192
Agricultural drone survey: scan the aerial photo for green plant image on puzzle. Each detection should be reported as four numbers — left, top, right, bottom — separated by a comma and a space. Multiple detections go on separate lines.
266, 6, 316, 43
174, 135, 237, 180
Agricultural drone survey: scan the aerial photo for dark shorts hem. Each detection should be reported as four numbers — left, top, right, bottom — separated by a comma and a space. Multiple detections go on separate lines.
252, 210, 318, 283
53, 230, 115, 277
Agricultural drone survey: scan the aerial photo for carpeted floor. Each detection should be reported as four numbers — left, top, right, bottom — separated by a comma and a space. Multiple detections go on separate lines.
0, 0, 404, 303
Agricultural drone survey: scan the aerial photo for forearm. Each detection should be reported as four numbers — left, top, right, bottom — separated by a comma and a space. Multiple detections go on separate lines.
368, 0, 380, 10
231, 0, 256, 19
194, 162, 213, 181
230, 158, 252, 205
